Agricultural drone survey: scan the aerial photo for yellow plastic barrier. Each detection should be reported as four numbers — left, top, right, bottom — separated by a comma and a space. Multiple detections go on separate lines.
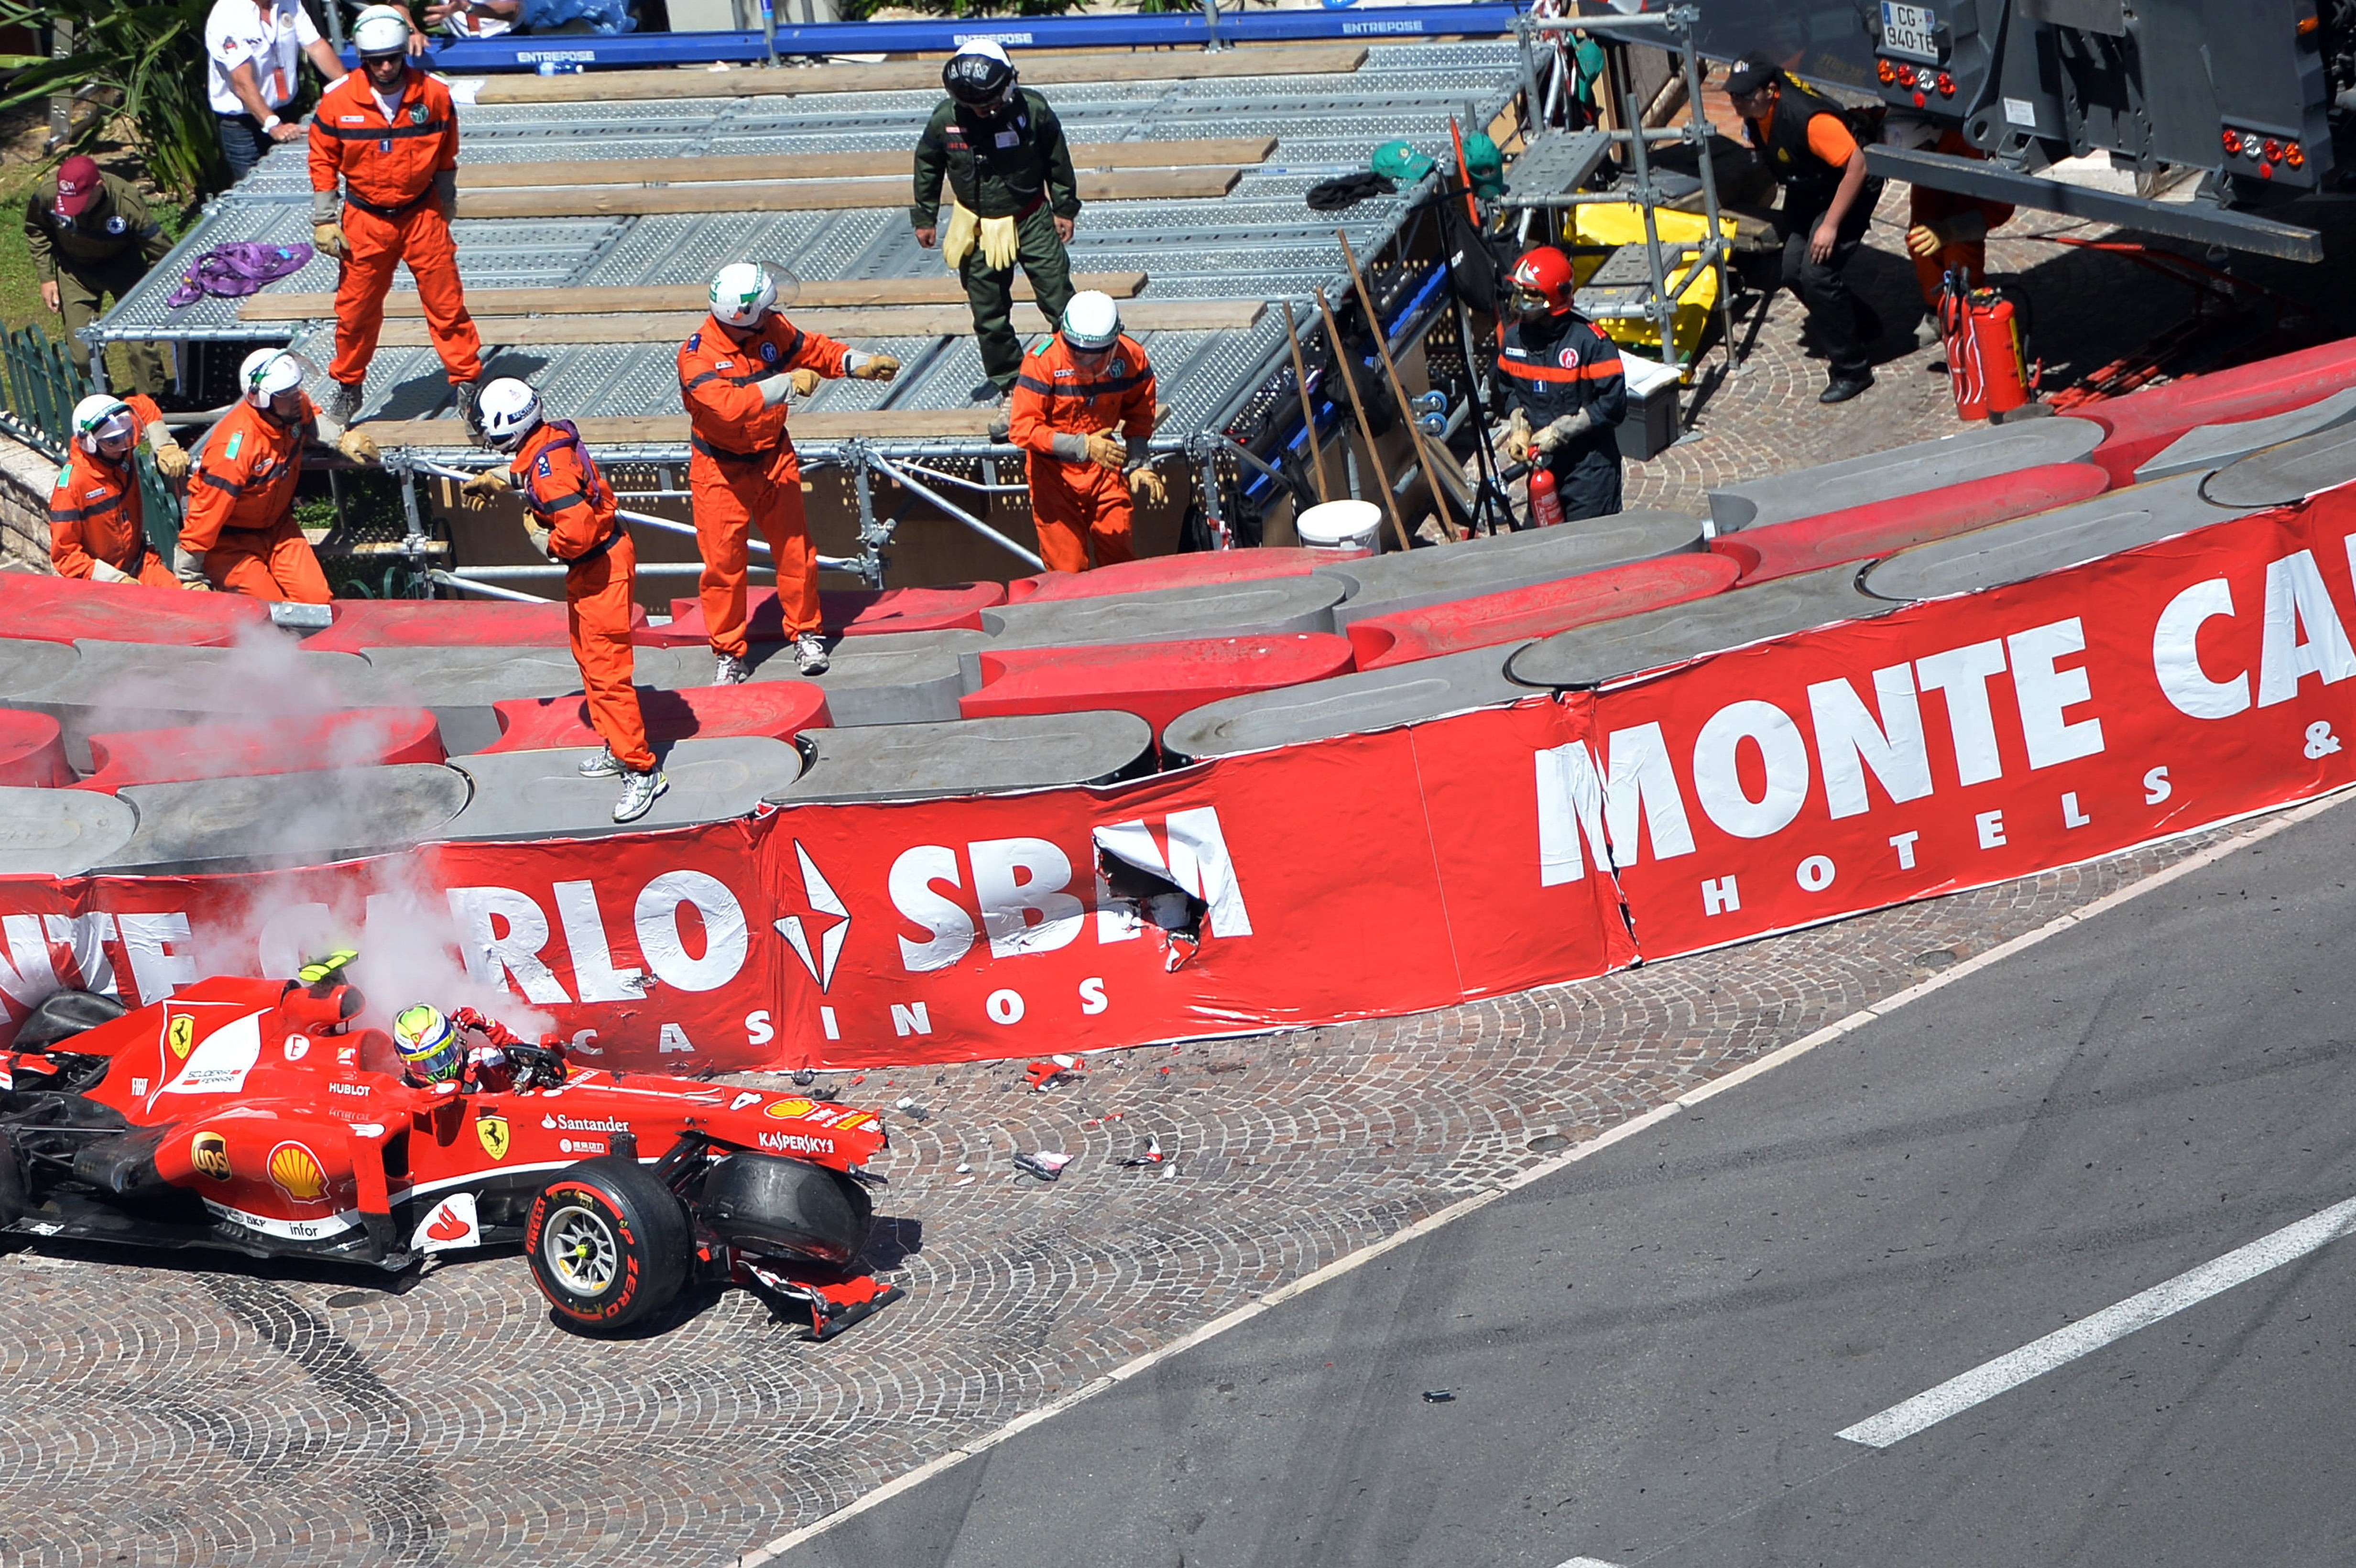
1567, 203, 1735, 370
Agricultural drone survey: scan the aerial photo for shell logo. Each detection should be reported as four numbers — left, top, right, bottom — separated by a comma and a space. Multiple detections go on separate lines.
189, 1130, 231, 1182
267, 1140, 329, 1202
763, 1098, 816, 1120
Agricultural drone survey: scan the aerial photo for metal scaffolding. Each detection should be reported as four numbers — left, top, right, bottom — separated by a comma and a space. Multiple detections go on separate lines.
86, 40, 1528, 595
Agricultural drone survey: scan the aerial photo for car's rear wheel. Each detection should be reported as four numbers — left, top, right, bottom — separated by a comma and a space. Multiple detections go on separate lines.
524, 1157, 690, 1332
696, 1153, 873, 1265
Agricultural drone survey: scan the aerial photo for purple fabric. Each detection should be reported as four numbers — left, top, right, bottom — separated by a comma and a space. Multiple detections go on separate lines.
164, 241, 315, 308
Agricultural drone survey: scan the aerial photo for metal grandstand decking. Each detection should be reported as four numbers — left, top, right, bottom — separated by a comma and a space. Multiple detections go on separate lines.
90, 40, 1525, 478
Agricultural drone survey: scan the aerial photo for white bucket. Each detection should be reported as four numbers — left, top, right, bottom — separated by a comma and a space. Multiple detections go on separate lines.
1295, 499, 1383, 558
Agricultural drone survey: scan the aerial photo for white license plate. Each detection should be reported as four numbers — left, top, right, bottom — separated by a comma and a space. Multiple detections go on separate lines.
1881, 0, 1939, 62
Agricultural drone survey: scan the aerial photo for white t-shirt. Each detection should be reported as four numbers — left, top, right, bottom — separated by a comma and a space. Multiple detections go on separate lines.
204, 0, 322, 117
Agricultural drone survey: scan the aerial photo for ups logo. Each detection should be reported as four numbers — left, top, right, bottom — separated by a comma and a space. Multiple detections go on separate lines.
190, 1130, 231, 1182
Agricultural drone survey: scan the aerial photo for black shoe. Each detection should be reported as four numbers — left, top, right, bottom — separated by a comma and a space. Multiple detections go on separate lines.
1820, 371, 1874, 404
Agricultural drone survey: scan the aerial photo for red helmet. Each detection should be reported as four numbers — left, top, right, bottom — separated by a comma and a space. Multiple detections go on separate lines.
1509, 247, 1577, 313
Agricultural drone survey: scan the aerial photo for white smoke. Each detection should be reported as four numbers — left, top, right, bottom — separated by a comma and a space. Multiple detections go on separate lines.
93, 624, 555, 1043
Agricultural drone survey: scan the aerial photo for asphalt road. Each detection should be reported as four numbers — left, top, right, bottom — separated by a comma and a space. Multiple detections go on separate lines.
777, 803, 2356, 1568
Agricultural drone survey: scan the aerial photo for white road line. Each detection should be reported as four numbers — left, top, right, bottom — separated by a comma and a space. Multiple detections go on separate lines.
735, 787, 2355, 1566
1554, 1558, 1628, 1568
1839, 1193, 2356, 1449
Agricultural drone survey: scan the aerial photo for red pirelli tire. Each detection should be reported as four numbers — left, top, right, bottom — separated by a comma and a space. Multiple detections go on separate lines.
523, 1156, 691, 1332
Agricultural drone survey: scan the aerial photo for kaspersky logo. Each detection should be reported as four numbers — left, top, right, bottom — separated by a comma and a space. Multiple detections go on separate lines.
775, 840, 850, 992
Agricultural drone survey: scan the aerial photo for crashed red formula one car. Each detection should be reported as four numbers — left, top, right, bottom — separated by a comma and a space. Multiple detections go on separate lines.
0, 967, 902, 1336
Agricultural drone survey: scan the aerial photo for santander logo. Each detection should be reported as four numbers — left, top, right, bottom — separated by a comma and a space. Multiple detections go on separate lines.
425, 1203, 469, 1243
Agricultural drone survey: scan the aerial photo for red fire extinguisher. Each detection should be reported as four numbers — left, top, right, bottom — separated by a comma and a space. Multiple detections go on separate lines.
1527, 465, 1565, 528
1939, 272, 2035, 421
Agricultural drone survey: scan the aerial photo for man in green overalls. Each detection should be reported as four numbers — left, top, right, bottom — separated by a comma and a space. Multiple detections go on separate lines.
910, 40, 1080, 408
24, 157, 172, 397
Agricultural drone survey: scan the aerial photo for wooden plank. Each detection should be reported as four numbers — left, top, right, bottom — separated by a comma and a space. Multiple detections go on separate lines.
239, 271, 1147, 323
450, 164, 1236, 220
467, 45, 1368, 104
451, 137, 1276, 191
363, 297, 1265, 348
362, 409, 993, 448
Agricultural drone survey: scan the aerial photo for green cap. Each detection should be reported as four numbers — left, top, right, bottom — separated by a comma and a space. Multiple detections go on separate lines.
1461, 132, 1505, 199
1370, 139, 1436, 184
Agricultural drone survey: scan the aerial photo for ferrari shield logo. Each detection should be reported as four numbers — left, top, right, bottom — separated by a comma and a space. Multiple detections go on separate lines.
475, 1113, 510, 1161
166, 1014, 194, 1060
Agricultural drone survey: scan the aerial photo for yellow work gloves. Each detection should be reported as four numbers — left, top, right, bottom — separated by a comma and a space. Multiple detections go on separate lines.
1503, 407, 1533, 464
314, 222, 348, 260
1084, 431, 1125, 471
848, 354, 900, 381
940, 204, 1019, 270
1906, 210, 1987, 257
1904, 220, 1953, 257
150, 440, 191, 482
941, 204, 980, 268
1128, 464, 1167, 505
978, 215, 1019, 270
337, 428, 380, 465
459, 469, 513, 510
788, 367, 822, 398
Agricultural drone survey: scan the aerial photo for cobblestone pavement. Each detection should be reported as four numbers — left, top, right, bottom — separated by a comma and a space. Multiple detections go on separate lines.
1623, 181, 2356, 520
0, 814, 2264, 1568
11, 136, 2351, 1568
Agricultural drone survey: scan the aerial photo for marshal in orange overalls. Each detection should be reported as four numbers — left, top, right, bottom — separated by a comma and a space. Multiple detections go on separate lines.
308, 66, 481, 393
49, 392, 180, 588
510, 419, 652, 773
182, 397, 332, 603
1007, 332, 1156, 574
676, 312, 852, 657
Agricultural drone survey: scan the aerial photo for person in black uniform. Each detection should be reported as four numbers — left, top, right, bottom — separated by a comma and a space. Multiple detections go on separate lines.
1726, 51, 1885, 403
1496, 245, 1627, 523
910, 39, 1081, 409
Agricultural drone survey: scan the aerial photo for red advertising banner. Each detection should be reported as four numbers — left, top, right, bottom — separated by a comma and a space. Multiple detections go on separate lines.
1567, 488, 2356, 958
10, 486, 2351, 1069
0, 697, 1636, 1069
753, 693, 1633, 1066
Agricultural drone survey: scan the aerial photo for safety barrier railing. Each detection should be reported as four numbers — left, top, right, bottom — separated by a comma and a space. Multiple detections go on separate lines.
0, 323, 85, 461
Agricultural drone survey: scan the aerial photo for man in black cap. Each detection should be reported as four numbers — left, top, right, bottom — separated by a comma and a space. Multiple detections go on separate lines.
25, 156, 172, 397
911, 39, 1080, 411
1725, 52, 1884, 403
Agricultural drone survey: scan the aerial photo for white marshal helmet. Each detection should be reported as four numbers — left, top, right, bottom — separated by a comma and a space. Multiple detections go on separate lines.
1060, 290, 1122, 352
476, 377, 543, 450
240, 348, 308, 409
707, 262, 778, 328
71, 393, 136, 456
351, 3, 413, 57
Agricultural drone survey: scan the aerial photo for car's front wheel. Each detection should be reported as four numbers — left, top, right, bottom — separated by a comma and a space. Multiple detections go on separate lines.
523, 1156, 690, 1332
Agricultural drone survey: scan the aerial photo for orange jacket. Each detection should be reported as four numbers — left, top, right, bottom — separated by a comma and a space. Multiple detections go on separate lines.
50, 393, 163, 579
509, 419, 622, 563
1009, 333, 1156, 458
308, 67, 459, 213
184, 396, 314, 550
676, 312, 851, 461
